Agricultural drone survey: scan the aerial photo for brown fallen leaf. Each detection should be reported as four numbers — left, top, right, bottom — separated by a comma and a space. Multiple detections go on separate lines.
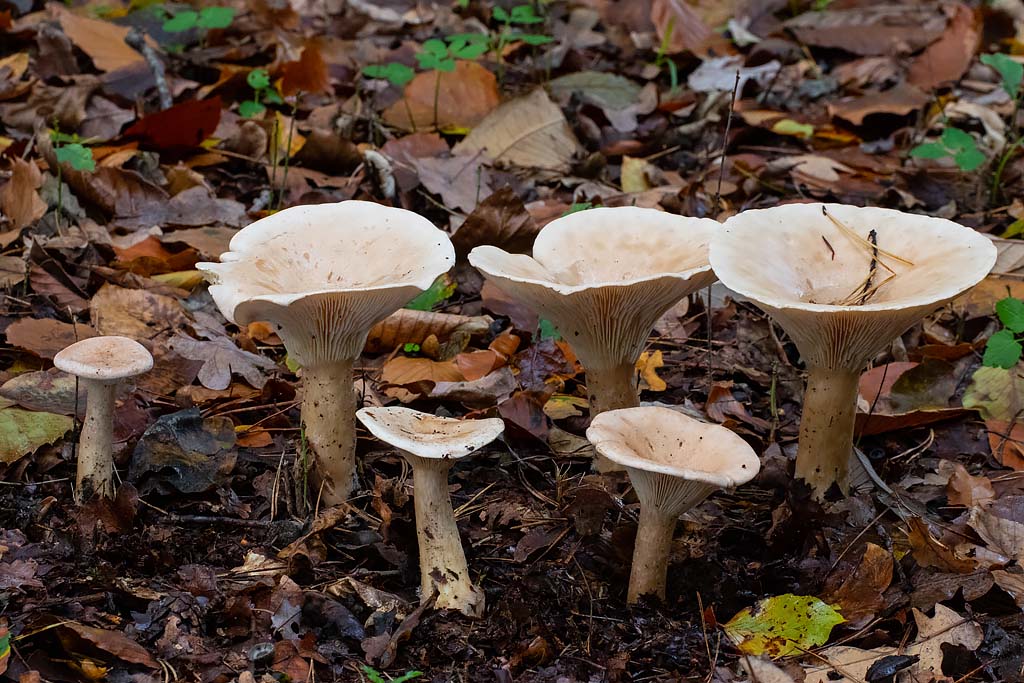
450, 188, 539, 258
50, 5, 151, 73
906, 516, 976, 573
90, 283, 192, 340
364, 309, 491, 355
969, 498, 1024, 562
828, 84, 929, 126
56, 621, 158, 668
992, 569, 1024, 608
944, 461, 995, 508
0, 159, 46, 231
907, 3, 979, 91
822, 542, 893, 626
383, 61, 499, 132
381, 356, 464, 397
650, 0, 732, 57
986, 419, 1024, 471
784, 4, 948, 56
169, 334, 278, 390
281, 42, 331, 95
4, 317, 97, 360
430, 366, 517, 408
453, 88, 582, 172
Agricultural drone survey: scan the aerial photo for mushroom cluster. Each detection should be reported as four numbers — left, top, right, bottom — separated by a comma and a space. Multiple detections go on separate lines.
49, 198, 997, 615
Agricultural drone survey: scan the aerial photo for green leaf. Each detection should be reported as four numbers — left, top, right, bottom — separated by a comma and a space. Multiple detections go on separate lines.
561, 201, 593, 216
983, 329, 1023, 369
285, 354, 301, 373
517, 33, 554, 45
1000, 218, 1024, 238
239, 100, 265, 118
510, 4, 544, 23
392, 672, 423, 683
263, 88, 283, 105
421, 38, 449, 57
771, 118, 814, 139
361, 666, 386, 683
197, 6, 235, 29
448, 34, 490, 59
0, 408, 73, 464
723, 594, 845, 658
55, 143, 95, 172
406, 274, 456, 311
909, 142, 949, 160
954, 146, 986, 171
492, 5, 510, 22
363, 62, 416, 86
981, 53, 1023, 99
434, 56, 457, 72
963, 365, 1024, 421
403, 342, 421, 354
941, 127, 976, 152
247, 68, 271, 91
162, 9, 198, 32
538, 318, 560, 340
997, 297, 1024, 333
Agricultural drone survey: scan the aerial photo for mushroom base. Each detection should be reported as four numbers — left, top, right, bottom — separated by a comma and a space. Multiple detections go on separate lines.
586, 361, 639, 473
627, 506, 677, 603
300, 359, 357, 507
412, 459, 485, 618
794, 365, 860, 500
76, 380, 116, 503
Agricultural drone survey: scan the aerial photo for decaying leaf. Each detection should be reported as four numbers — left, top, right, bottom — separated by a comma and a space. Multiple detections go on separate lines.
383, 61, 499, 132
169, 334, 278, 390
0, 407, 73, 464
723, 594, 845, 658
4, 317, 96, 359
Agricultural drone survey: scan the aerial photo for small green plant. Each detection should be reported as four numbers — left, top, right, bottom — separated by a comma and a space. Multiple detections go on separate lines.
162, 5, 235, 32
652, 18, 679, 92
982, 53, 1024, 203
910, 127, 986, 171
52, 137, 96, 172
241, 68, 283, 118
984, 297, 1024, 368
561, 201, 593, 216
361, 665, 423, 683
362, 62, 416, 87
491, 4, 553, 81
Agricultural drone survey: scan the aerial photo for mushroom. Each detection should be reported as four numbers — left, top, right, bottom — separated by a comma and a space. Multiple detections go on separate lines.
469, 207, 717, 467
586, 406, 760, 603
54, 336, 153, 503
355, 406, 503, 617
197, 201, 455, 506
711, 203, 996, 499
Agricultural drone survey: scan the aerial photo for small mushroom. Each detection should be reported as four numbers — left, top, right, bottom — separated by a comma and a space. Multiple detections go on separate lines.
355, 406, 503, 617
54, 336, 153, 503
586, 406, 760, 603
711, 203, 996, 498
198, 201, 455, 505
469, 207, 717, 469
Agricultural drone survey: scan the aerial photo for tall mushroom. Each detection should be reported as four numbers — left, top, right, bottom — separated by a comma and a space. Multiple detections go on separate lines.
198, 201, 455, 506
355, 406, 503, 617
586, 406, 760, 603
711, 203, 996, 499
469, 207, 717, 466
54, 336, 153, 503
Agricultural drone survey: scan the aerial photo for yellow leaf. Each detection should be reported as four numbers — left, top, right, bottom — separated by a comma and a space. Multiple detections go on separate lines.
621, 156, 653, 193
152, 270, 206, 289
771, 119, 814, 139
636, 350, 667, 392
543, 394, 588, 419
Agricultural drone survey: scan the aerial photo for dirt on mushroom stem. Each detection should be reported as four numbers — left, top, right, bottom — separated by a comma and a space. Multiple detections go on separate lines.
300, 358, 357, 507
76, 379, 116, 502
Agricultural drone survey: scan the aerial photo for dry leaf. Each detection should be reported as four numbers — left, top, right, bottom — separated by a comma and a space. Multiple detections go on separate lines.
4, 317, 97, 359
969, 500, 1024, 562
636, 350, 666, 392
450, 188, 539, 258
381, 356, 464, 387
621, 156, 654, 193
0, 159, 46, 231
90, 283, 191, 339
650, 0, 731, 57
907, 3, 979, 91
364, 309, 491, 354
51, 5, 150, 73
383, 61, 499, 132
169, 334, 278, 390
453, 88, 582, 172
944, 461, 995, 508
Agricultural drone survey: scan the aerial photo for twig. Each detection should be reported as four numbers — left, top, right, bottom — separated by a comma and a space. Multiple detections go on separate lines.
125, 28, 172, 110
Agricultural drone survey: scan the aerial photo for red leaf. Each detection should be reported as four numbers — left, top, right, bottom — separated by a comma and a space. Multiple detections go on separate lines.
281, 44, 330, 96
124, 97, 222, 150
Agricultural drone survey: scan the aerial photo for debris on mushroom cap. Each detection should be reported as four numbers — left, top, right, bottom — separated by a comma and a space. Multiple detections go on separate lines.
54, 336, 153, 381
356, 407, 504, 460
712, 203, 996, 313
196, 200, 456, 325
586, 406, 761, 488
470, 206, 718, 293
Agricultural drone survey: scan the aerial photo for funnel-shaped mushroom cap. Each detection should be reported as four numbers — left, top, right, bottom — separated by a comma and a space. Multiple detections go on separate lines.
712, 203, 996, 369
356, 407, 504, 460
469, 207, 718, 369
54, 336, 153, 383
587, 407, 760, 515
197, 201, 455, 366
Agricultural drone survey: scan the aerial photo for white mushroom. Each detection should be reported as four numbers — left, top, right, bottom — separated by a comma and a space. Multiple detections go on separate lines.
197, 201, 455, 505
711, 203, 996, 499
54, 336, 153, 503
355, 406, 503, 617
469, 207, 717, 469
586, 406, 760, 603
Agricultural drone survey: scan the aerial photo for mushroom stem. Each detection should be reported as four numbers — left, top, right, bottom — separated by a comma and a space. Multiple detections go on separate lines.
794, 365, 860, 499
586, 361, 638, 472
627, 505, 677, 603
410, 456, 484, 617
300, 359, 357, 507
76, 379, 116, 503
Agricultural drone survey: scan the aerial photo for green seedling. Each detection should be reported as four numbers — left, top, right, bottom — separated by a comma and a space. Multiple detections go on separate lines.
361, 666, 422, 683
491, 4, 553, 82
362, 62, 416, 87
561, 201, 593, 216
652, 17, 679, 92
982, 53, 1024, 203
162, 5, 235, 32
413, 35, 489, 128
984, 297, 1024, 368
910, 127, 986, 172
403, 342, 421, 354
241, 68, 283, 118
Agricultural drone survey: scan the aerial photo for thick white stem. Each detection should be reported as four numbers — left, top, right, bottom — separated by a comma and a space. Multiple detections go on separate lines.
795, 365, 860, 500
300, 359, 356, 507
411, 457, 484, 617
587, 361, 638, 473
77, 380, 115, 503
627, 505, 676, 603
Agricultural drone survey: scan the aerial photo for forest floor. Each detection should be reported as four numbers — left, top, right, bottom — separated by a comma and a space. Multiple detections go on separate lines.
2, 0, 1024, 681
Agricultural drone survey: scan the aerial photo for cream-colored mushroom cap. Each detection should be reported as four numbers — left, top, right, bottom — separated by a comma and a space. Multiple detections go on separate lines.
356, 407, 504, 460
587, 406, 760, 489
711, 203, 997, 368
54, 336, 153, 382
196, 200, 455, 365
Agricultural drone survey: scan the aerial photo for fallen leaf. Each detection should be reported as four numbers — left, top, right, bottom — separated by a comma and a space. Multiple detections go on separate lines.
621, 156, 654, 193
430, 366, 517, 408
784, 5, 948, 56
688, 55, 780, 94
650, 0, 731, 57
992, 569, 1024, 607
381, 356, 464, 393
828, 85, 929, 126
56, 622, 158, 668
0, 159, 46, 231
124, 98, 222, 151
364, 309, 491, 354
51, 5, 149, 73
4, 317, 96, 359
0, 369, 85, 417
0, 408, 73, 464
822, 543, 893, 626
281, 42, 330, 95
969, 498, 1024, 562
548, 71, 656, 132
90, 283, 191, 339
411, 152, 495, 213
169, 334, 278, 390
383, 60, 499, 132
129, 408, 236, 494
906, 516, 977, 573
724, 594, 845, 658
451, 188, 539, 258
986, 419, 1024, 470
907, 3, 979, 91
453, 88, 582, 172
945, 462, 996, 508
0, 256, 25, 287
636, 350, 666, 392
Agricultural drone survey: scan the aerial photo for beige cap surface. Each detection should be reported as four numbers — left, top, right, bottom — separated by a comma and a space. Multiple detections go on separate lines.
54, 336, 153, 381
711, 203, 997, 368
356, 407, 504, 460
197, 201, 456, 364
